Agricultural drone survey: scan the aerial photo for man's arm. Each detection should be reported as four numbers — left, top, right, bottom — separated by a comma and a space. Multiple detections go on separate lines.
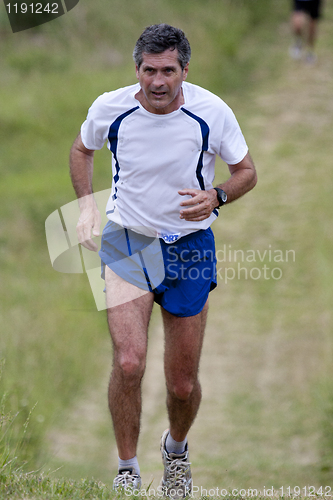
69, 133, 101, 251
179, 151, 257, 222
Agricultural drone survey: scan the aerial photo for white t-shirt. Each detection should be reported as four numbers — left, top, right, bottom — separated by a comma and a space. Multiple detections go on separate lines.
81, 81, 248, 242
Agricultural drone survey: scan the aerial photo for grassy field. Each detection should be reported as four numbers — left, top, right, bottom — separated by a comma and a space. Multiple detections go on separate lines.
1, 0, 333, 497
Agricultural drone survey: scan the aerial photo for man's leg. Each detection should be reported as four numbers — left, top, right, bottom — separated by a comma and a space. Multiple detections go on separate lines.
159, 301, 209, 498
106, 266, 154, 461
290, 10, 306, 59
308, 17, 318, 50
291, 10, 306, 37
291, 10, 305, 38
162, 300, 209, 442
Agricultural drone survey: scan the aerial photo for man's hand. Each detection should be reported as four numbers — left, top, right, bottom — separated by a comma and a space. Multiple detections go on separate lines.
179, 188, 219, 222
70, 134, 101, 251
76, 196, 101, 252
179, 152, 257, 222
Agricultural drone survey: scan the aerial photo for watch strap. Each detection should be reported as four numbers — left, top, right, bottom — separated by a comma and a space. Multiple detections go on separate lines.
214, 187, 227, 207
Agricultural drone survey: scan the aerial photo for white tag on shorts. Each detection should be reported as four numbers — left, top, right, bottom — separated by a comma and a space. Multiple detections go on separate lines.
159, 232, 181, 244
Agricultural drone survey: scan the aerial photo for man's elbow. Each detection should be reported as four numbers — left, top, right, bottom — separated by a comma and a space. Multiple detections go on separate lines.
71, 133, 94, 158
250, 169, 258, 191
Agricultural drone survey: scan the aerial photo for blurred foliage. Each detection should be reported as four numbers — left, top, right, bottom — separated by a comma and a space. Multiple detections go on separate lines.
0, 0, 288, 92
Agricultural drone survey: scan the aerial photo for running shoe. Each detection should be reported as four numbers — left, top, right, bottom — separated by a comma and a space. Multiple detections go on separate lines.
112, 467, 142, 491
289, 42, 303, 60
305, 51, 317, 64
160, 429, 192, 499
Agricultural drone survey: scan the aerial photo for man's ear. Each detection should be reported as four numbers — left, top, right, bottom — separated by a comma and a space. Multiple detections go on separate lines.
135, 64, 140, 80
183, 63, 189, 81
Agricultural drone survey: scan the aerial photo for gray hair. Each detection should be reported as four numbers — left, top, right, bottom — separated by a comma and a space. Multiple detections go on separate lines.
133, 24, 191, 70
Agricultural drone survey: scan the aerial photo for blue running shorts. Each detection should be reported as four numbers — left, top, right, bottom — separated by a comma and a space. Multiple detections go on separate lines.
99, 220, 217, 317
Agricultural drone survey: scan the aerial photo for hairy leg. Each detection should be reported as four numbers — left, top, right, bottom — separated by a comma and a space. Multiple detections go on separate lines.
106, 266, 154, 460
162, 301, 209, 442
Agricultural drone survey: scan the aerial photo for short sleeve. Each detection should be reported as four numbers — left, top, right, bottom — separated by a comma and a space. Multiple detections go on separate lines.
218, 105, 248, 165
80, 94, 110, 151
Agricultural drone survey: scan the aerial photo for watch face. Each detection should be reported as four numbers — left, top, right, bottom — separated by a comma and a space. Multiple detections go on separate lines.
214, 187, 227, 206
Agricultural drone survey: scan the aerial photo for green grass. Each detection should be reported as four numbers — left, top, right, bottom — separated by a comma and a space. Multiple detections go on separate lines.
1, 0, 333, 496
1, 474, 114, 499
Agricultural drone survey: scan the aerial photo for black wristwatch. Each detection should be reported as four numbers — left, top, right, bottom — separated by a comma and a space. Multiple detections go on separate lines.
214, 187, 228, 208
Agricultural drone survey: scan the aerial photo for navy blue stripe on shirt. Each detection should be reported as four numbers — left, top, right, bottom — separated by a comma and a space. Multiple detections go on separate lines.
181, 107, 210, 191
108, 106, 139, 200
181, 107, 219, 218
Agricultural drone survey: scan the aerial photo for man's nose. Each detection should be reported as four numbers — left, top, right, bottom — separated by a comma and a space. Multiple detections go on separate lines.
153, 71, 165, 87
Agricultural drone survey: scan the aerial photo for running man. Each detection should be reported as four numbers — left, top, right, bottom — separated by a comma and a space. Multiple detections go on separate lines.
290, 0, 323, 62
69, 24, 257, 498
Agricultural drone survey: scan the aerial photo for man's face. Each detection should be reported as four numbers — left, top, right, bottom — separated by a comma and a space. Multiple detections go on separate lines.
135, 49, 189, 114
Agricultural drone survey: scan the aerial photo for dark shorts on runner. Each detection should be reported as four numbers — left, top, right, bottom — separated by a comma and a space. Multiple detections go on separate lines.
99, 220, 217, 317
293, 0, 322, 19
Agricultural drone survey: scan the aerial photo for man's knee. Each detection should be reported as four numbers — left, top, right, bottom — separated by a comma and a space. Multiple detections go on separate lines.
115, 352, 146, 381
168, 378, 198, 401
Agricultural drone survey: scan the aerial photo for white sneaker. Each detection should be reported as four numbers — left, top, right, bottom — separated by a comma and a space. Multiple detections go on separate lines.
160, 429, 192, 499
289, 43, 303, 60
305, 51, 317, 64
112, 467, 142, 491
